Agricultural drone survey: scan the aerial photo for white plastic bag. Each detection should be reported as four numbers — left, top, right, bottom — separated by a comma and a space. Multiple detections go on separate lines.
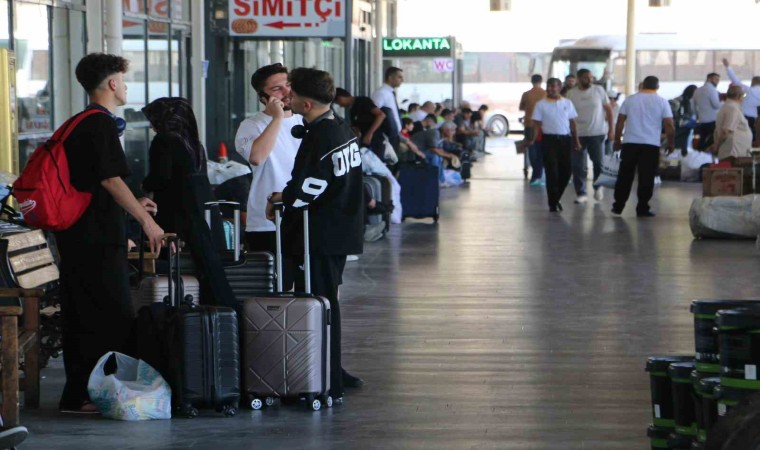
207, 160, 252, 185
383, 138, 399, 164
681, 150, 714, 182
88, 352, 172, 421
593, 151, 621, 189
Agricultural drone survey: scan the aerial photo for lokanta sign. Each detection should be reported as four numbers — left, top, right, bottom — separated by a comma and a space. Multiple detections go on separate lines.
229, 0, 346, 37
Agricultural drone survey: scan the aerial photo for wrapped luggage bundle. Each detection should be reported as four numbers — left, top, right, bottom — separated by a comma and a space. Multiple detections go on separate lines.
689, 195, 760, 240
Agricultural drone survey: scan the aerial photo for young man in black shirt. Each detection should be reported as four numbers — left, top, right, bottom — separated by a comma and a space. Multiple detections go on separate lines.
266, 68, 365, 401
55, 53, 166, 413
334, 87, 386, 159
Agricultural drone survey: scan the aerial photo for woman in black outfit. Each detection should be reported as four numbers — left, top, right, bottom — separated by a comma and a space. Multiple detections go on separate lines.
141, 97, 235, 308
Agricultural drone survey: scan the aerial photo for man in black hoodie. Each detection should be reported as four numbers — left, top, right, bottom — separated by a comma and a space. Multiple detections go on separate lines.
266, 68, 364, 401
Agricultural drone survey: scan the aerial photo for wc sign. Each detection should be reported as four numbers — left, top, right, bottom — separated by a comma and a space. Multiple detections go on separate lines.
433, 58, 455, 73
229, 0, 346, 37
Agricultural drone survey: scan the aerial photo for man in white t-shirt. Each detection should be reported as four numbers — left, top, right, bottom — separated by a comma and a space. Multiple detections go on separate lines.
528, 77, 580, 212
612, 76, 675, 218
235, 63, 302, 287
565, 69, 614, 203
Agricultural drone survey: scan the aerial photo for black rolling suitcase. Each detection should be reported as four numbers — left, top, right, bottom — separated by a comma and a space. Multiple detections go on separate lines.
135, 236, 241, 418
204, 201, 275, 297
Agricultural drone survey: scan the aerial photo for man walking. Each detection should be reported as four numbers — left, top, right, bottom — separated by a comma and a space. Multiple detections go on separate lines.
519, 74, 547, 186
57, 53, 166, 413
565, 69, 614, 203
693, 72, 722, 150
372, 66, 404, 151
528, 78, 580, 212
612, 76, 675, 217
723, 58, 760, 142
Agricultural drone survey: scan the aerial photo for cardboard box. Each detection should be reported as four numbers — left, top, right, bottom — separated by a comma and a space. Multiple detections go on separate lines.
703, 168, 743, 197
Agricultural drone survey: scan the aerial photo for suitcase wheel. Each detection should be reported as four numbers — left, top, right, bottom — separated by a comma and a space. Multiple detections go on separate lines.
265, 397, 276, 407
223, 405, 237, 417
250, 398, 263, 410
305, 394, 321, 411
323, 395, 333, 408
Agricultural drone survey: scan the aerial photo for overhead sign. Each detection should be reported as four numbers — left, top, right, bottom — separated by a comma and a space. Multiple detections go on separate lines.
382, 37, 453, 58
229, 0, 346, 37
432, 58, 455, 73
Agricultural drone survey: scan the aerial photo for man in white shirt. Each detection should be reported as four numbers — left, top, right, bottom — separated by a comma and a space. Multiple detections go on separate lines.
234, 63, 302, 287
714, 85, 753, 161
372, 67, 404, 151
528, 78, 580, 212
612, 76, 675, 218
565, 69, 615, 203
722, 58, 760, 142
693, 72, 722, 150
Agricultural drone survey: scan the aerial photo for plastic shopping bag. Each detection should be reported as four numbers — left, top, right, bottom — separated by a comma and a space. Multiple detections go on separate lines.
88, 352, 172, 421
207, 160, 252, 185
593, 151, 621, 189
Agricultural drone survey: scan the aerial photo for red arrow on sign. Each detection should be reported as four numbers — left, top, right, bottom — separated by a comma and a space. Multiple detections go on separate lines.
266, 21, 303, 29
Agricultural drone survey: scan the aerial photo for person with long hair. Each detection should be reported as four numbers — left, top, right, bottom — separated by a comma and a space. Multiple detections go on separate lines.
673, 84, 698, 155
142, 97, 235, 308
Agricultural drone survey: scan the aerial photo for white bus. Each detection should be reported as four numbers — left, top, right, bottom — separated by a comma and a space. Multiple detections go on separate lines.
396, 51, 552, 136
549, 34, 760, 102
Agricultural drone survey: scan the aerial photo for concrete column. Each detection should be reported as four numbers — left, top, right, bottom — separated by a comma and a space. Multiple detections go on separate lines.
191, 1, 206, 144
85, 0, 104, 53
103, 0, 122, 55
270, 41, 283, 64
372, 0, 384, 92
625, 0, 636, 96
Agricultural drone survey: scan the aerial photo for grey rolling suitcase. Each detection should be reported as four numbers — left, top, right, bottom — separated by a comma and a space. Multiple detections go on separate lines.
242, 206, 332, 412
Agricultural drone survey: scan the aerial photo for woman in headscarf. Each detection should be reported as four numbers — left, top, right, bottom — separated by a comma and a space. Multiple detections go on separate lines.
142, 97, 235, 308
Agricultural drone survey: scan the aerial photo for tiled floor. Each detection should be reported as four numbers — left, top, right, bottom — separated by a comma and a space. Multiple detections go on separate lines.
19, 138, 756, 449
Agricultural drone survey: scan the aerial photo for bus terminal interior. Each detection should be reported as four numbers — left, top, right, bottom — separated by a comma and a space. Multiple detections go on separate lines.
2, 0, 760, 448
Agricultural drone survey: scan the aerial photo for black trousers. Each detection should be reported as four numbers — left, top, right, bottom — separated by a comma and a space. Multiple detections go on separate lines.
695, 122, 716, 150
181, 214, 236, 309
746, 116, 757, 142
613, 143, 660, 214
291, 254, 347, 398
245, 231, 294, 290
541, 135, 572, 208
55, 240, 134, 410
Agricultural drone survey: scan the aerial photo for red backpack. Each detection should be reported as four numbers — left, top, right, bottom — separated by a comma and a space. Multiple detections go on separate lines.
13, 109, 106, 231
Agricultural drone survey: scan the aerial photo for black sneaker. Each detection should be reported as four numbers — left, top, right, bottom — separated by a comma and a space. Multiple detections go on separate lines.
611, 207, 623, 215
342, 369, 365, 388
557, 202, 563, 212
637, 211, 656, 218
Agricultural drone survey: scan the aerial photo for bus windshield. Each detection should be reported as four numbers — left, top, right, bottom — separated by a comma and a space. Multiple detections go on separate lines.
549, 48, 610, 82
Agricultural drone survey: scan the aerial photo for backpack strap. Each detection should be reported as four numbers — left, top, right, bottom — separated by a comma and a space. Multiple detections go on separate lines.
51, 109, 109, 143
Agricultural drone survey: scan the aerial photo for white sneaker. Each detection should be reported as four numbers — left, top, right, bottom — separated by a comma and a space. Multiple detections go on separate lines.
346, 255, 359, 262
574, 195, 588, 204
594, 189, 604, 201
654, 176, 662, 186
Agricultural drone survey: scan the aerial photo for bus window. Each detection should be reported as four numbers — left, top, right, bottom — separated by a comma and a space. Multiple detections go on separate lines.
549, 48, 610, 81
675, 50, 714, 82
637, 50, 674, 82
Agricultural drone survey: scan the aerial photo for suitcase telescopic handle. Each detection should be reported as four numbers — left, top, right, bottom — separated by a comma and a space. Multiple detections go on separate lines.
204, 201, 241, 262
272, 202, 311, 294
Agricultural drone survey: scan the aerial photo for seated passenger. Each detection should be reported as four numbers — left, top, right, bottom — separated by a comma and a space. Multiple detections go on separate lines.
454, 108, 481, 151
411, 114, 457, 184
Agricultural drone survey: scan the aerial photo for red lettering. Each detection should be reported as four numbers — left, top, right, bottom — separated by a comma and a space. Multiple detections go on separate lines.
336, 0, 341, 17
287, 0, 292, 16
233, 0, 250, 16
315, 0, 333, 22
151, 0, 169, 16
298, 0, 308, 16
263, 0, 284, 16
